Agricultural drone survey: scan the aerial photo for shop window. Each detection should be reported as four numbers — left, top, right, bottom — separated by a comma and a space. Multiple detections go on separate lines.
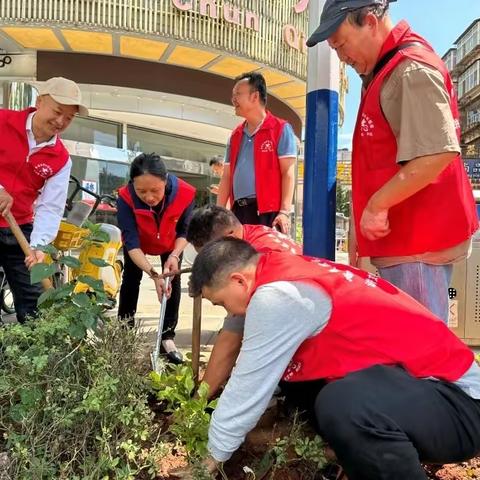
127, 126, 225, 163
63, 117, 122, 148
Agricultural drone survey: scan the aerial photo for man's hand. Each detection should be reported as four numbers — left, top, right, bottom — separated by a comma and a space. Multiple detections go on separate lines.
272, 212, 290, 234
0, 189, 13, 217
170, 456, 219, 479
25, 249, 45, 270
359, 202, 390, 241
208, 184, 219, 195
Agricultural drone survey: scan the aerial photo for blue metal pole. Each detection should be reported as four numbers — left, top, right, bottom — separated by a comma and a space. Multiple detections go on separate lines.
303, 0, 339, 260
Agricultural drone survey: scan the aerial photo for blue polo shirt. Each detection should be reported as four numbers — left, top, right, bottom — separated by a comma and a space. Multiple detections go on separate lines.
225, 122, 297, 201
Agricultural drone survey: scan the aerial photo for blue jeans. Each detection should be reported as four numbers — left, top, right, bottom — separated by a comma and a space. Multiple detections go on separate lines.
378, 263, 453, 324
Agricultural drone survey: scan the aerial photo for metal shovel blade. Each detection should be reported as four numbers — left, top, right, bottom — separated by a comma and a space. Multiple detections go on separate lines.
151, 276, 171, 372
66, 201, 93, 227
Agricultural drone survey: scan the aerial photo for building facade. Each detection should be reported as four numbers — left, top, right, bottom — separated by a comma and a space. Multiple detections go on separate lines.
0, 0, 315, 217
443, 19, 480, 190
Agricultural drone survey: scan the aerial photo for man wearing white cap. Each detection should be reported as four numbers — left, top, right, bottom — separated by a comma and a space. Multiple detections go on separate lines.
0, 77, 88, 322
307, 0, 478, 324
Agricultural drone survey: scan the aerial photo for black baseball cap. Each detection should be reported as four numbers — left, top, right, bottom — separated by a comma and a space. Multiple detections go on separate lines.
306, 0, 396, 47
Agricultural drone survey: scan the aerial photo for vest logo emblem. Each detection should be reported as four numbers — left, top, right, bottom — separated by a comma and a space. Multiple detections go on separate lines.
33, 163, 54, 178
260, 140, 274, 153
360, 113, 374, 137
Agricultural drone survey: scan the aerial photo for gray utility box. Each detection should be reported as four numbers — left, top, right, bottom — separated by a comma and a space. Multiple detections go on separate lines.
358, 231, 480, 345
449, 230, 480, 345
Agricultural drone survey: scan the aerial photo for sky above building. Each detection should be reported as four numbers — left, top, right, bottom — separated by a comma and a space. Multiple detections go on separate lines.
338, 0, 480, 149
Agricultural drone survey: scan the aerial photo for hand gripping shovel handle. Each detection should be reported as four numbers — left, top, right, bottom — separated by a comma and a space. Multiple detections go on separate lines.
151, 275, 171, 372
158, 267, 192, 280
4, 212, 52, 290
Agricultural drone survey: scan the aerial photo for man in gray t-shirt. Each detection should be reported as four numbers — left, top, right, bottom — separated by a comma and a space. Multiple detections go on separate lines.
179, 238, 480, 480
306, 0, 478, 325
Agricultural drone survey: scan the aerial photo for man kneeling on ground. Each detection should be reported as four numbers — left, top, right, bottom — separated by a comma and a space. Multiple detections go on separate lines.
187, 238, 480, 480
186, 205, 301, 397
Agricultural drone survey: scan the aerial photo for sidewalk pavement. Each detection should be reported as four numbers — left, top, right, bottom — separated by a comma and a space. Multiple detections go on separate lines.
135, 251, 350, 358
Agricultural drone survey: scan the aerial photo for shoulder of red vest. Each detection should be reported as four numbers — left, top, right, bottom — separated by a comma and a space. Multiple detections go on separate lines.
1, 108, 31, 129
118, 185, 133, 206
177, 179, 196, 199
259, 114, 287, 139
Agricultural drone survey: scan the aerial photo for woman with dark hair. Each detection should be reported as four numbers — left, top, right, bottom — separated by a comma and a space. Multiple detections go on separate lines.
117, 153, 196, 364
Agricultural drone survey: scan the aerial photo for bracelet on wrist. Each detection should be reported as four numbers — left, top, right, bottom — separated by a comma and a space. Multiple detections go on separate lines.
278, 210, 291, 218
169, 253, 180, 261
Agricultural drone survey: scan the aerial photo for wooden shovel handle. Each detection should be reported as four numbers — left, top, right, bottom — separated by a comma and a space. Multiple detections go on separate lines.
158, 267, 193, 280
4, 212, 52, 290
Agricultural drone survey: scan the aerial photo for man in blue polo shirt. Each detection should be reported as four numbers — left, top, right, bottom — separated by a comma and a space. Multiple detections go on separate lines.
216, 72, 298, 234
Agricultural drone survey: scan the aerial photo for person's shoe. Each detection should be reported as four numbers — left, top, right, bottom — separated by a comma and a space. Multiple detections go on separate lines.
166, 350, 184, 364
161, 339, 184, 365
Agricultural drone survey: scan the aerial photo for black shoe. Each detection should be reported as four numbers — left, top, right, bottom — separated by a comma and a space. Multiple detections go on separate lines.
160, 341, 184, 365
165, 350, 184, 365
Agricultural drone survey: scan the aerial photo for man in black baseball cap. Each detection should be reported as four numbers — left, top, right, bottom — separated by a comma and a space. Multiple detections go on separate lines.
307, 0, 396, 47
305, 0, 479, 333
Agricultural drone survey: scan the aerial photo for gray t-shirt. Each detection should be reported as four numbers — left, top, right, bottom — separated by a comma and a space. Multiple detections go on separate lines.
208, 281, 332, 462
207, 280, 480, 462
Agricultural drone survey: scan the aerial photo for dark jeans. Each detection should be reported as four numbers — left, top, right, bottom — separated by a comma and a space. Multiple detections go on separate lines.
118, 248, 182, 340
231, 198, 277, 227
0, 224, 42, 323
313, 365, 480, 480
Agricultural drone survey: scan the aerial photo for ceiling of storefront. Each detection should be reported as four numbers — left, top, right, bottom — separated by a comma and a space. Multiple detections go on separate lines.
0, 26, 307, 124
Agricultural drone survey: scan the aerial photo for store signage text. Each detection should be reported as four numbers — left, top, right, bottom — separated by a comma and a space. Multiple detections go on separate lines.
171, 0, 307, 53
293, 0, 309, 14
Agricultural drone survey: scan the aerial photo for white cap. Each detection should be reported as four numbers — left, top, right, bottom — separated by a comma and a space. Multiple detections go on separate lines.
31, 77, 89, 116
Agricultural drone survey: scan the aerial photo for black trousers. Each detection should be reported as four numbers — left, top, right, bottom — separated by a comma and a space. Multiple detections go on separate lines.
312, 365, 480, 480
231, 199, 277, 227
0, 224, 42, 323
117, 248, 182, 340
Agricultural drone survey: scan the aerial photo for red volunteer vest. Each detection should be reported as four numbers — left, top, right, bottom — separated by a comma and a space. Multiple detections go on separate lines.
118, 178, 195, 255
242, 224, 302, 254
0, 107, 69, 227
251, 253, 473, 383
229, 112, 287, 213
352, 21, 478, 257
